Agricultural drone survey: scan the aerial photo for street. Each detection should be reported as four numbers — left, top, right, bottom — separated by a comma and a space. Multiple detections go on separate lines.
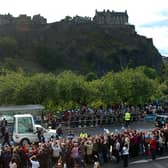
98, 156, 168, 168
65, 120, 154, 136
130, 157, 168, 168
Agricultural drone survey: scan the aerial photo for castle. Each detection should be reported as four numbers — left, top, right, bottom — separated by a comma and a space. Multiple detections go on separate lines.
71, 10, 129, 25
0, 13, 47, 25
0, 10, 129, 26
93, 10, 128, 25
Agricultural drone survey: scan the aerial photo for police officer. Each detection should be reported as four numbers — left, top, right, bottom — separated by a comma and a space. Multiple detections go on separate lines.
124, 111, 131, 127
80, 131, 88, 139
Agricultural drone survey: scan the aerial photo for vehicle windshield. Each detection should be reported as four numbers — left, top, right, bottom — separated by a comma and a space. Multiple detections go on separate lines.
18, 117, 33, 133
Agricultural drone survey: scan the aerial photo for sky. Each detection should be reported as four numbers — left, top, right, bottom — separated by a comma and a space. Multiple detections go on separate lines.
0, 0, 168, 56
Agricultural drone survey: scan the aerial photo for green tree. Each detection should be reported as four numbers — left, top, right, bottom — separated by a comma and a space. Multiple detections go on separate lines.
85, 72, 98, 81
135, 66, 158, 79
17, 73, 57, 105
114, 68, 157, 105
161, 63, 168, 81
98, 72, 119, 104
0, 71, 27, 105
60, 16, 72, 22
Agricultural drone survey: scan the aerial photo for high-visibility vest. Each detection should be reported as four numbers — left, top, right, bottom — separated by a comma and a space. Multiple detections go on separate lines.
80, 133, 84, 138
80, 132, 88, 139
125, 112, 131, 121
84, 133, 88, 138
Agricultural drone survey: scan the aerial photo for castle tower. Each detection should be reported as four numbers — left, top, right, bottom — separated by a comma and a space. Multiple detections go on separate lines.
93, 10, 128, 25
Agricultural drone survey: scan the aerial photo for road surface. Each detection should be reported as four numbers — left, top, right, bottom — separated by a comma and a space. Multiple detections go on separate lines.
64, 120, 154, 136
92, 155, 168, 168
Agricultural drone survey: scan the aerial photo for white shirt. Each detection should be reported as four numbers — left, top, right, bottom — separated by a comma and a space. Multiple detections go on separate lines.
122, 146, 129, 155
52, 143, 61, 157
9, 162, 17, 168
116, 142, 120, 151
30, 160, 40, 168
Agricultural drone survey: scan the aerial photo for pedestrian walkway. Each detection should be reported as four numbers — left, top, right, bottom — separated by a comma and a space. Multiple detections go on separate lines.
93, 155, 168, 168
130, 155, 168, 165
130, 160, 168, 168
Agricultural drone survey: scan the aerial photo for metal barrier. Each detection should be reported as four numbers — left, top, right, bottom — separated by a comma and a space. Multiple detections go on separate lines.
59, 113, 141, 129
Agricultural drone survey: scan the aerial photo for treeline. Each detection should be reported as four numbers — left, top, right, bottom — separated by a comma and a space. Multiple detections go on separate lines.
0, 65, 168, 112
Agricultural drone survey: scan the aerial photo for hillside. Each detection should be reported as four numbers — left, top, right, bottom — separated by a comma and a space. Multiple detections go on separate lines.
0, 21, 163, 74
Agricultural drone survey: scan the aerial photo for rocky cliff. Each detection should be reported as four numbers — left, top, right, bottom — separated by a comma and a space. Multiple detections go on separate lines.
0, 22, 163, 74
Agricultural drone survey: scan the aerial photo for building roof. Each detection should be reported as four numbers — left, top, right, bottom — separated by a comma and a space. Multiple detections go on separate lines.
14, 114, 33, 117
0, 104, 44, 112
96, 11, 128, 17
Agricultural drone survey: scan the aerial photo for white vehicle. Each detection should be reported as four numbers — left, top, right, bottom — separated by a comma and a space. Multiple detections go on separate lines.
12, 114, 56, 145
34, 124, 56, 142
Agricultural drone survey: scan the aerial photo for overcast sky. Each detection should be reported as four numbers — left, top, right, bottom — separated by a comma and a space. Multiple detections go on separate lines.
0, 0, 168, 56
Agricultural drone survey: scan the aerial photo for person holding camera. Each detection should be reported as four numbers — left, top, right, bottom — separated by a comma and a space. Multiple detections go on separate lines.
29, 155, 40, 168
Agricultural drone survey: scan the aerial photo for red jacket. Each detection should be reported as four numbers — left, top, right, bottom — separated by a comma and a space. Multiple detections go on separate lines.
150, 139, 156, 150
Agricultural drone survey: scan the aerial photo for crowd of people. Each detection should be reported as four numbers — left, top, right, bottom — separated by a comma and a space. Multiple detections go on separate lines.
47, 105, 140, 129
0, 103, 167, 168
46, 103, 166, 129
0, 125, 168, 168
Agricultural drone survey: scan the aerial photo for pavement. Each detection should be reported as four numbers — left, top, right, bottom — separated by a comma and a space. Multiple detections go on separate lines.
87, 155, 168, 168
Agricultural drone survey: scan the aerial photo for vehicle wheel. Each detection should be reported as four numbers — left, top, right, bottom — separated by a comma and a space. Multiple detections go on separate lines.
21, 138, 30, 146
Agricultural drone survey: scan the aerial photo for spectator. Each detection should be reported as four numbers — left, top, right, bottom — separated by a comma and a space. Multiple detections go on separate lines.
29, 155, 40, 168
9, 157, 18, 168
1, 118, 8, 138
51, 140, 62, 166
1, 145, 12, 168
67, 131, 75, 140
3, 127, 10, 146
122, 143, 129, 167
36, 127, 45, 143
71, 143, 82, 167
56, 124, 63, 138
93, 155, 100, 168
150, 136, 156, 160
115, 140, 121, 163
85, 140, 93, 164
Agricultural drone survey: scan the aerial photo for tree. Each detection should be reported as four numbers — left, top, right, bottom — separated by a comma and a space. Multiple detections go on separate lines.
0, 71, 27, 105
161, 63, 168, 81
135, 66, 158, 79
98, 72, 120, 104
17, 73, 57, 105
85, 72, 98, 81
60, 16, 72, 22
114, 68, 157, 105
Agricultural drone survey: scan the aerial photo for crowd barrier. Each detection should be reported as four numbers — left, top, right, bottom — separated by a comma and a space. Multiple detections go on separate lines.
59, 113, 141, 129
